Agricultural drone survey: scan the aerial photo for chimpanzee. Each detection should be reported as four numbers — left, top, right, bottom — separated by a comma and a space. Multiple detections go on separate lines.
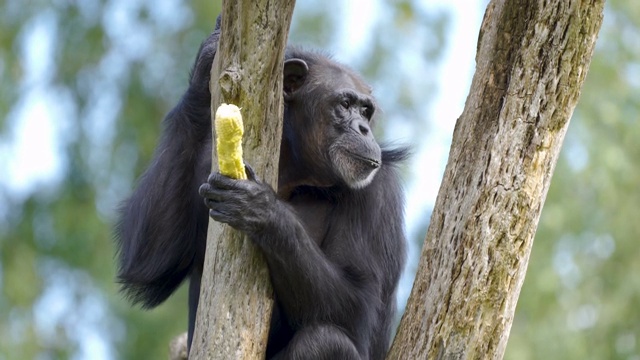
115, 17, 408, 360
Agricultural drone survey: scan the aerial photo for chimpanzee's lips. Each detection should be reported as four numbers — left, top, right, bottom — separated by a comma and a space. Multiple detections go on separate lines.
350, 152, 381, 169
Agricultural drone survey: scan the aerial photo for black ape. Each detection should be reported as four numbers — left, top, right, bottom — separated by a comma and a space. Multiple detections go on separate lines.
116, 19, 407, 360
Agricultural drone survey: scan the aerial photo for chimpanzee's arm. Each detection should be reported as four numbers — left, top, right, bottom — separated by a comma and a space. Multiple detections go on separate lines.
115, 108, 209, 307
256, 203, 379, 327
115, 24, 221, 308
199, 170, 382, 329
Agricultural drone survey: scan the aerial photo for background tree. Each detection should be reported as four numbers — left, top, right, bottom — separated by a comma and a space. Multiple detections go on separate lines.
389, 1, 604, 358
507, 1, 640, 358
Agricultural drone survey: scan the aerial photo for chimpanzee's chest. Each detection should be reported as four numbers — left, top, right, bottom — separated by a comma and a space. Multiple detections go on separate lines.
288, 195, 332, 247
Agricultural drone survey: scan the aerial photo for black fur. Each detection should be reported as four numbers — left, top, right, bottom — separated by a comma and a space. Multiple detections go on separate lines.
115, 18, 407, 360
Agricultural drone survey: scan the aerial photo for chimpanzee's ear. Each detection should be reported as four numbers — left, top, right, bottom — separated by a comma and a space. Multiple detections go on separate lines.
283, 59, 309, 99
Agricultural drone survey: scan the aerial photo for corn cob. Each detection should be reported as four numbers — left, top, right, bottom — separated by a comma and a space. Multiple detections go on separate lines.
215, 103, 247, 179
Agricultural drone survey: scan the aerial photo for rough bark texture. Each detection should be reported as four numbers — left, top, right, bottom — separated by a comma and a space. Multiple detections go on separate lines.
189, 1, 295, 359
387, 1, 604, 359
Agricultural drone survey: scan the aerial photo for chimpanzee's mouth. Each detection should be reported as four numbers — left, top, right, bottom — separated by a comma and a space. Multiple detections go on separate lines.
349, 152, 381, 169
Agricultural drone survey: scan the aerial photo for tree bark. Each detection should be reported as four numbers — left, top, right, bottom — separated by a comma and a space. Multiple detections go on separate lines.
387, 1, 604, 359
190, 1, 295, 359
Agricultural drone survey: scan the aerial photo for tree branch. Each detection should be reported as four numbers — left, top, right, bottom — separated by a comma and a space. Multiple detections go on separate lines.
190, 1, 295, 359
388, 0, 604, 358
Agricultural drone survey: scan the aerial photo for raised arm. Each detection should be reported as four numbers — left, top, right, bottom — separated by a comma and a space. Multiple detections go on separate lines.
115, 22, 221, 308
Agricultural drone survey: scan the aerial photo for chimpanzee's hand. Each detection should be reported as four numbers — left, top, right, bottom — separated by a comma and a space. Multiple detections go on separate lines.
189, 15, 221, 97
199, 164, 277, 235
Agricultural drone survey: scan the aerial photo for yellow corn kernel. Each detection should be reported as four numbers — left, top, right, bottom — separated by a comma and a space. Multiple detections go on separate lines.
215, 103, 247, 180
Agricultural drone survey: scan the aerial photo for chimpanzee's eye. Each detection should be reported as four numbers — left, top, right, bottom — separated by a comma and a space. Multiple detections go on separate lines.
362, 106, 369, 118
361, 105, 375, 120
341, 99, 350, 109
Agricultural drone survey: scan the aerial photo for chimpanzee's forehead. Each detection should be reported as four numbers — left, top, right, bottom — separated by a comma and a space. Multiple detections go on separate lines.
310, 63, 372, 94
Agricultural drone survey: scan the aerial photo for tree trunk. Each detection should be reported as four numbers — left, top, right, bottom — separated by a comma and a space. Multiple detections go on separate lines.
387, 1, 604, 359
189, 1, 295, 359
